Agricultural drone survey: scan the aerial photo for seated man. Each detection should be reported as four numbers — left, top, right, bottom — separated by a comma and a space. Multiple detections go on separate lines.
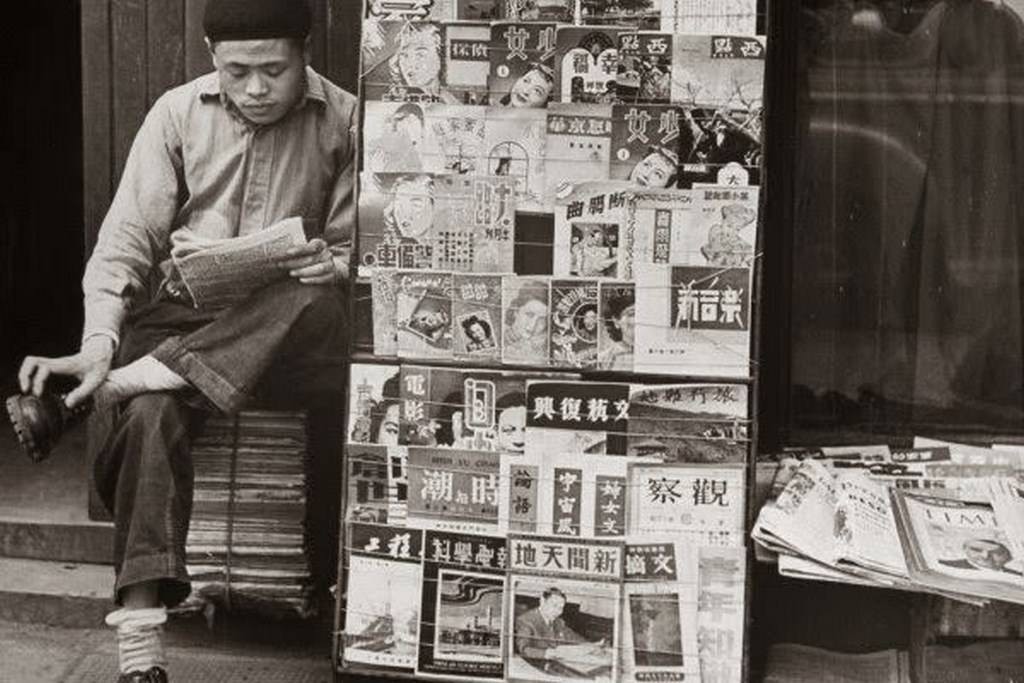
4, 0, 356, 680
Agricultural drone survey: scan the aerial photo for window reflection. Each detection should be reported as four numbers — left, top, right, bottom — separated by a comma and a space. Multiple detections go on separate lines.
790, 0, 1024, 439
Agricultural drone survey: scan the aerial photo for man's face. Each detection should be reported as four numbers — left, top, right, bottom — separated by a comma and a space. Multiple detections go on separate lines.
587, 228, 604, 246
497, 405, 526, 452
211, 39, 308, 125
513, 298, 548, 339
629, 151, 676, 188
582, 309, 598, 332
510, 69, 552, 108
538, 593, 566, 621
391, 178, 434, 238
964, 539, 1012, 570
398, 33, 441, 88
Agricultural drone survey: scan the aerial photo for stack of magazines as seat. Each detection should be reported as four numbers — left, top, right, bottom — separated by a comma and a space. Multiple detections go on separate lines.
752, 438, 1024, 607
184, 410, 313, 618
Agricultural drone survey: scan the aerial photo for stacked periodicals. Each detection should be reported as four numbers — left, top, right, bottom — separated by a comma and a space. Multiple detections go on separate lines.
185, 411, 314, 617
342, 0, 765, 680
752, 439, 1024, 608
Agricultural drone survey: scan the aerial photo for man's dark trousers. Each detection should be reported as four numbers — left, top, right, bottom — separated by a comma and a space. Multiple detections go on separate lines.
89, 279, 348, 608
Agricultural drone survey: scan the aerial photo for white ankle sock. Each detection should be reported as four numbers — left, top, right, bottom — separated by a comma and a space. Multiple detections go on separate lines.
105, 606, 168, 674
94, 356, 188, 408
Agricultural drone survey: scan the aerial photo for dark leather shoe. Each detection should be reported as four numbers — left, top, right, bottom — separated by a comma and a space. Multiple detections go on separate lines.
117, 667, 168, 683
5, 391, 90, 462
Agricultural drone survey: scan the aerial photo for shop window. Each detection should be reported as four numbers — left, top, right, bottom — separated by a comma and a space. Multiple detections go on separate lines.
780, 0, 1024, 443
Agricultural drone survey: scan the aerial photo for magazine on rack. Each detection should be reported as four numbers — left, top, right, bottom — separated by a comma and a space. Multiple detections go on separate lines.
580, 0, 659, 29
597, 281, 636, 372
660, 0, 758, 35
609, 103, 686, 188
616, 32, 673, 104
396, 270, 455, 359
550, 279, 601, 368
626, 382, 749, 463
407, 447, 501, 534
553, 181, 634, 280
433, 174, 518, 273
628, 462, 746, 546
525, 379, 632, 455
365, 0, 454, 21
504, 0, 575, 22
342, 523, 424, 675
553, 26, 622, 103
507, 535, 622, 682
364, 101, 429, 173
453, 273, 505, 364
417, 530, 509, 679
346, 444, 392, 524
620, 539, 701, 683
502, 276, 552, 365
697, 545, 746, 683
634, 263, 753, 377
398, 365, 535, 452
483, 106, 549, 211
347, 363, 402, 445
544, 105, 614, 206
488, 22, 558, 107
421, 104, 488, 175
362, 21, 456, 103
446, 22, 492, 105
371, 269, 399, 356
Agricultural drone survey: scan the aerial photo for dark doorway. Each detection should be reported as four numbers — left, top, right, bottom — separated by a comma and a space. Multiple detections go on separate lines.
0, 1, 84, 384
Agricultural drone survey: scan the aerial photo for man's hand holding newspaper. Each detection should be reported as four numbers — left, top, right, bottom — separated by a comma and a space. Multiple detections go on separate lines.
171, 217, 344, 310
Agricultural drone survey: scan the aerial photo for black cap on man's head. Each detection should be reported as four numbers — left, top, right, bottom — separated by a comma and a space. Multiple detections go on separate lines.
204, 0, 311, 42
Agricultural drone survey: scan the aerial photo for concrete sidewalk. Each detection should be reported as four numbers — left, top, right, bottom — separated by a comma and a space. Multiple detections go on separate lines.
0, 615, 334, 682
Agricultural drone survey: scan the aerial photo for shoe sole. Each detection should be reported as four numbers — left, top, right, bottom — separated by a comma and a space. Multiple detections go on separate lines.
5, 396, 45, 462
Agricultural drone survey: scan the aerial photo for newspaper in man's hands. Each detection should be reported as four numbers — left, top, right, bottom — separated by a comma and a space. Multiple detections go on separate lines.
172, 217, 307, 309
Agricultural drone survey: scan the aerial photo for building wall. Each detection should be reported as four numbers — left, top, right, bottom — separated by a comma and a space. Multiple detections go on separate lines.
81, 0, 362, 254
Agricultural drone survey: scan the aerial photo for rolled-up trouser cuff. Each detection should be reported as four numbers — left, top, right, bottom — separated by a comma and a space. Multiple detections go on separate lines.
114, 551, 191, 609
150, 336, 252, 415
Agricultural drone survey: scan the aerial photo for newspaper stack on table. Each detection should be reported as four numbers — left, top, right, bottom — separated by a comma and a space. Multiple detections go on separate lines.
184, 410, 313, 617
752, 439, 1024, 607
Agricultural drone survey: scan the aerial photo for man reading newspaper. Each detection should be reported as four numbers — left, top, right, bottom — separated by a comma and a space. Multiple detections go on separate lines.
4, 0, 356, 680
